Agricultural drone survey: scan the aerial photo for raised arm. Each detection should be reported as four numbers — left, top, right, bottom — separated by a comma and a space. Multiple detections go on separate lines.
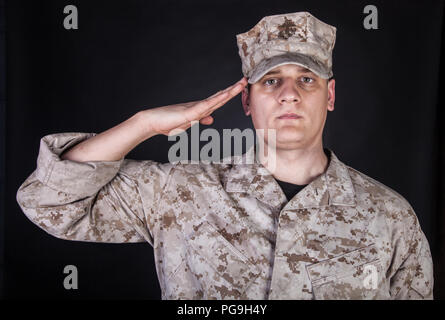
60, 78, 247, 162
16, 78, 247, 245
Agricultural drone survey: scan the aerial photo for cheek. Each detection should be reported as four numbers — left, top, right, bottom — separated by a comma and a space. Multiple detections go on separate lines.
249, 95, 276, 127
304, 93, 328, 118
250, 108, 268, 129
304, 89, 328, 105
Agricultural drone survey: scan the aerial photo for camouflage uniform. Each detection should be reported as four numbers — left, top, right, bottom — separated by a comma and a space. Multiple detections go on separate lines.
16, 132, 434, 299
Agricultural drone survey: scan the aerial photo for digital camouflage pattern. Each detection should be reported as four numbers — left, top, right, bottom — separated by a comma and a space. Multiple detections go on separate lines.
16, 132, 434, 299
236, 12, 337, 83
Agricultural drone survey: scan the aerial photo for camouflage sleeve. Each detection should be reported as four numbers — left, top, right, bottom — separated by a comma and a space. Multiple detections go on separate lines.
389, 215, 434, 300
16, 132, 173, 245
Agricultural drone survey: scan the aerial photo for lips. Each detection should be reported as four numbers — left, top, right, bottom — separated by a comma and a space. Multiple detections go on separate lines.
278, 113, 302, 119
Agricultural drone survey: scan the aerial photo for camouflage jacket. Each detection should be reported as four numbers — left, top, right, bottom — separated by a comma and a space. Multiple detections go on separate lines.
16, 132, 434, 299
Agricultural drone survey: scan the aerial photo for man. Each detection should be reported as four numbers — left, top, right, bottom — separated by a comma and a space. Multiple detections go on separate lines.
16, 12, 433, 299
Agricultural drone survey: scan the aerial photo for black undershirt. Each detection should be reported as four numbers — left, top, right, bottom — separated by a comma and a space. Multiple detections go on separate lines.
275, 148, 331, 201
275, 179, 308, 201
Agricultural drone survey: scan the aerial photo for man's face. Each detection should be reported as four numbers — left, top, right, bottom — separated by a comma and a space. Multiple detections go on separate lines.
242, 64, 335, 150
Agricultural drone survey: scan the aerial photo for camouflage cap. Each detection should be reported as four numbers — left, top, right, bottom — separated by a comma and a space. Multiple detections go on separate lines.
236, 12, 337, 84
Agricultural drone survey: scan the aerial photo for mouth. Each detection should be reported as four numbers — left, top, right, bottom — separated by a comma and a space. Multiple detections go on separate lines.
277, 113, 302, 119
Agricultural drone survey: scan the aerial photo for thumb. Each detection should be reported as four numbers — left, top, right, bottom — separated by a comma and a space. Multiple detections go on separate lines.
199, 116, 214, 125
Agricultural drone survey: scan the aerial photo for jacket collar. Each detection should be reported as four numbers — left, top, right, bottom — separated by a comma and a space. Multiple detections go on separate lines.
224, 147, 356, 209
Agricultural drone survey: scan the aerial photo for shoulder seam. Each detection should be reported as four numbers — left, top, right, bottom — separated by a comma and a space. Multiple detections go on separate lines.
153, 161, 178, 217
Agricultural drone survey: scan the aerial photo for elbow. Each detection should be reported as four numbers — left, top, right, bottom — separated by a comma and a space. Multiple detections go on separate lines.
16, 184, 77, 241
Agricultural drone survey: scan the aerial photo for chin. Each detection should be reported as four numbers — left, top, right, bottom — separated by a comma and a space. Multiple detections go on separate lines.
277, 129, 303, 141
271, 129, 303, 148
258, 126, 305, 147
274, 140, 305, 150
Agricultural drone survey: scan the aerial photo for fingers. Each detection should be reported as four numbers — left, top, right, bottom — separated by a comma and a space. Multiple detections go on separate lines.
192, 78, 247, 117
207, 77, 247, 99
219, 77, 247, 97
181, 77, 247, 125
203, 77, 247, 105
203, 81, 246, 114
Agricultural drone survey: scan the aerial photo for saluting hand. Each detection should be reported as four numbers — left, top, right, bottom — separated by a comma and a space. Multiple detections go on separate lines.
140, 77, 248, 136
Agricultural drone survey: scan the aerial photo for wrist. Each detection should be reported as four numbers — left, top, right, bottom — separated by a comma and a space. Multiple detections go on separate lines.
133, 110, 158, 140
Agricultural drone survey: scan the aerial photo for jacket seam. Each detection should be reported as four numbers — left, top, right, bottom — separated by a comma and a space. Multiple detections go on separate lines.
44, 156, 56, 185
152, 162, 178, 292
153, 162, 178, 216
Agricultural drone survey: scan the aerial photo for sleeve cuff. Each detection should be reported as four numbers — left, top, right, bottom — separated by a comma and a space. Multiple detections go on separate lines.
35, 132, 125, 198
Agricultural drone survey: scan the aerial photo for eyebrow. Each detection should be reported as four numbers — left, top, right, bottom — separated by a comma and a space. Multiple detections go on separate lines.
263, 70, 281, 76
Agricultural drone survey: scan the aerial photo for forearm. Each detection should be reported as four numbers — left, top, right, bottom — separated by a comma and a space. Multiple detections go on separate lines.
60, 111, 156, 162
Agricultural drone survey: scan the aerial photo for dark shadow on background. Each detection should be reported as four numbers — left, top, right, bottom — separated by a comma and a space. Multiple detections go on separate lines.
0, 0, 5, 300
3, 0, 445, 299
433, 3, 445, 300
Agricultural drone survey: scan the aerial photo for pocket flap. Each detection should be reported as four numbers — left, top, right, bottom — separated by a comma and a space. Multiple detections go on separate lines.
306, 244, 380, 285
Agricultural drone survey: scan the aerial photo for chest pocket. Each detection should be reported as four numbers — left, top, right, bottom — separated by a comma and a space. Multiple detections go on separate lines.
306, 244, 382, 300
185, 221, 261, 299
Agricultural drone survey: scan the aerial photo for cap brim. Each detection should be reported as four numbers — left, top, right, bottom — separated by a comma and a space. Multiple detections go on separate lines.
248, 52, 332, 84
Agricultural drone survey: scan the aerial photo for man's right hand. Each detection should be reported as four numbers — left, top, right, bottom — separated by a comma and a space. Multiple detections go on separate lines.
60, 77, 248, 162
140, 77, 248, 137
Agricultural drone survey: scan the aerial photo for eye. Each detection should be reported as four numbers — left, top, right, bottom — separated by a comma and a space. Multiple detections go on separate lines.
301, 76, 314, 84
264, 78, 278, 86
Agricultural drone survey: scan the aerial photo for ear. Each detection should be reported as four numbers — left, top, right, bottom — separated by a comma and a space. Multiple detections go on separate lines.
327, 79, 335, 111
241, 87, 251, 116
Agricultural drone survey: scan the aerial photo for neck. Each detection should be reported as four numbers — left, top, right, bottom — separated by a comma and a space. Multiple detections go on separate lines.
257, 142, 329, 185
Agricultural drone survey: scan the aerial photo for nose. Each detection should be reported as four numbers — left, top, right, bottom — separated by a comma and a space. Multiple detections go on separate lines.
278, 78, 301, 104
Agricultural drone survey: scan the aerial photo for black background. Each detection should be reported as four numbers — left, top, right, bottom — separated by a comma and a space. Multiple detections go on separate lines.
2, 0, 444, 299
